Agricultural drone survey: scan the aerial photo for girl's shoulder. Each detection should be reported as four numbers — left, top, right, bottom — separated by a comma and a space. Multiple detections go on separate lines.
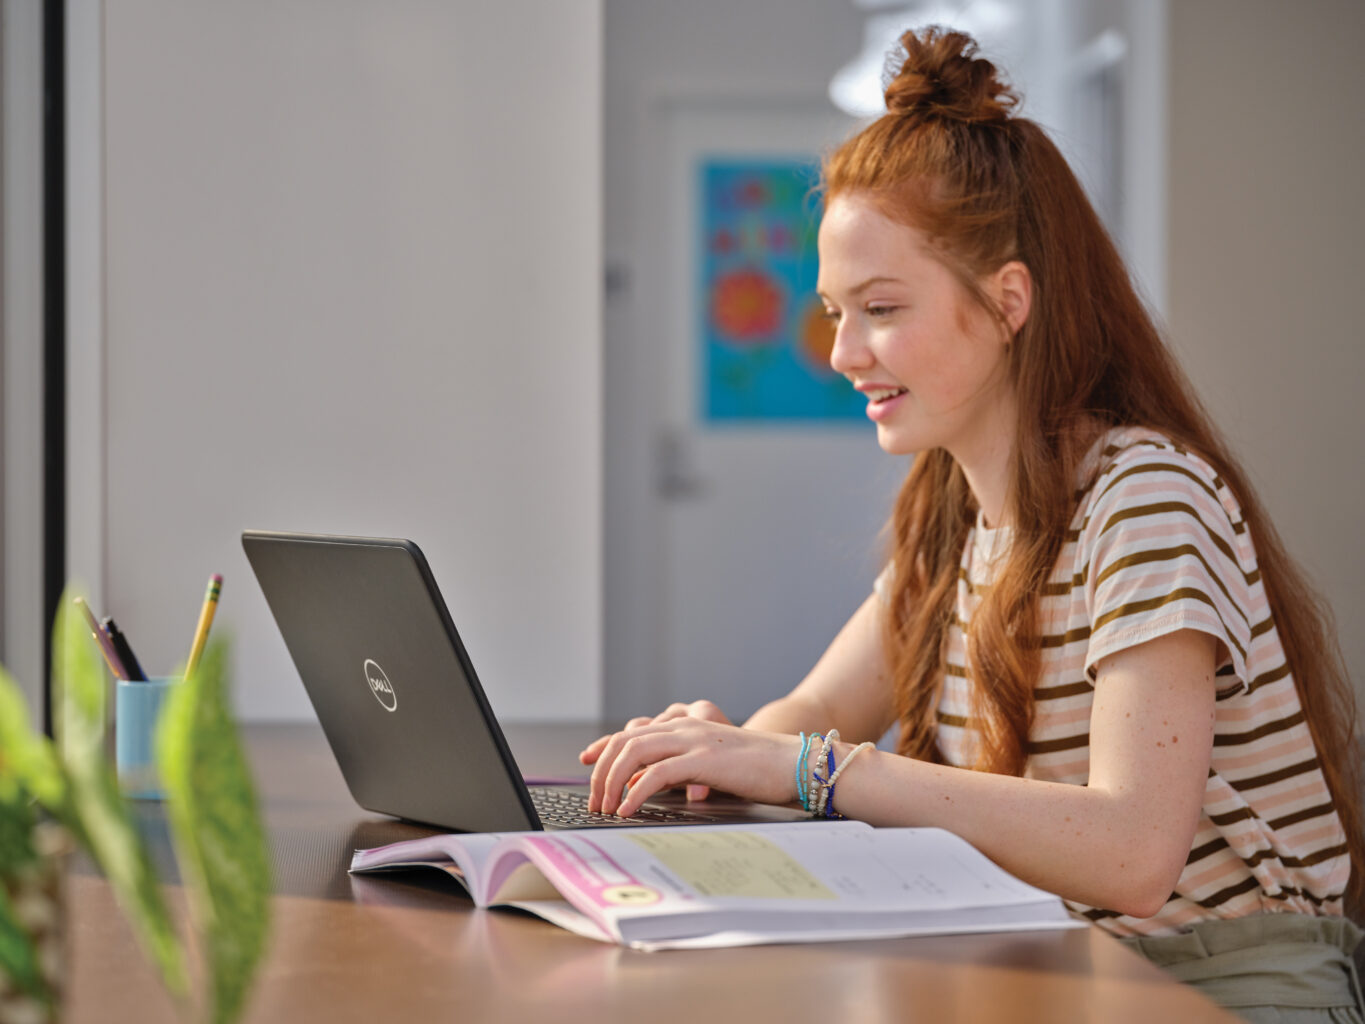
1080, 425, 1238, 517
1087, 425, 1217, 478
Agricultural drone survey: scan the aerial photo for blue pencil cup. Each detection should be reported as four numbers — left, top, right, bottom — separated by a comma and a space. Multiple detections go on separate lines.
115, 676, 179, 799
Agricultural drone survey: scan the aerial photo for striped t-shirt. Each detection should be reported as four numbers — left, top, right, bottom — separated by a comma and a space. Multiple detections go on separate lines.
878, 426, 1349, 936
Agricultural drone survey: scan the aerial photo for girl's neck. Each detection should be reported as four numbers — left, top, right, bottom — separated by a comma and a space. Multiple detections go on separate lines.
951, 399, 1018, 531
961, 461, 1011, 531
962, 414, 1113, 530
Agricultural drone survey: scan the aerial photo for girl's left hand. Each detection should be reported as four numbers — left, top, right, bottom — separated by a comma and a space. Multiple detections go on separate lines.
586, 718, 803, 817
580, 699, 734, 802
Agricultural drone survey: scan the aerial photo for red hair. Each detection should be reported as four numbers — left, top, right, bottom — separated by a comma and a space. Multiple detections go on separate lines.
823, 26, 1364, 913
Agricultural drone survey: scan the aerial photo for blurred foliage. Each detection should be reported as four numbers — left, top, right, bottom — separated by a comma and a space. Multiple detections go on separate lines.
0, 585, 271, 1023
159, 639, 272, 1024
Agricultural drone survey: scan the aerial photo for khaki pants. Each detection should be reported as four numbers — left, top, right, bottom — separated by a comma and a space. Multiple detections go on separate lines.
1121, 913, 1363, 1023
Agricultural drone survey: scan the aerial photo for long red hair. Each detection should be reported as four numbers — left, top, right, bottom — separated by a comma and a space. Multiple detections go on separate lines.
823, 26, 1364, 913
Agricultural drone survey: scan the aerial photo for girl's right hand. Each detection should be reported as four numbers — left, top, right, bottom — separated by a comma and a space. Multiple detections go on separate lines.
579, 699, 733, 802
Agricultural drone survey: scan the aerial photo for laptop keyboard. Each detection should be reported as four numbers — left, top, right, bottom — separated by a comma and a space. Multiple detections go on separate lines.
529, 786, 722, 828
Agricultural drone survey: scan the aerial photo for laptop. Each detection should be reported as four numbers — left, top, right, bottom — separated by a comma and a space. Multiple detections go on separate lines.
242, 530, 813, 832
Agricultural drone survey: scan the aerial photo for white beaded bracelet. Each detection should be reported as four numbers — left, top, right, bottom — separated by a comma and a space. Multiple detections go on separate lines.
822, 740, 875, 818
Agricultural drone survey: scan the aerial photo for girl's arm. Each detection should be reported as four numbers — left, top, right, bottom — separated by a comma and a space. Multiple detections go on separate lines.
589, 628, 1217, 919
831, 629, 1218, 916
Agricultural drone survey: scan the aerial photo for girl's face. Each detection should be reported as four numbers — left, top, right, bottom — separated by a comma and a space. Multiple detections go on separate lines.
817, 193, 1019, 464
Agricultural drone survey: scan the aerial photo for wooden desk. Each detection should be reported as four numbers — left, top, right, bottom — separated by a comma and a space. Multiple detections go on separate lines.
65, 722, 1237, 1023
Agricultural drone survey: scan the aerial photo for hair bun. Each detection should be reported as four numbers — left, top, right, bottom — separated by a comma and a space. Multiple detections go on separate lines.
882, 26, 1017, 124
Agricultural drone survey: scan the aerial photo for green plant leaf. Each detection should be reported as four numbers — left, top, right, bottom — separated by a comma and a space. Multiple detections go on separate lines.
0, 777, 38, 875
157, 638, 272, 1024
53, 588, 188, 996
0, 779, 51, 1011
0, 660, 59, 1016
0, 881, 52, 1010
0, 667, 70, 823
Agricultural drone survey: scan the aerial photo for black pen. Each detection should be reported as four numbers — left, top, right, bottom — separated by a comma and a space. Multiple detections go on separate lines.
101, 617, 147, 681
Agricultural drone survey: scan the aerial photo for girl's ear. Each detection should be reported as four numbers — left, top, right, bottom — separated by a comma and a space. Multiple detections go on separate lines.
991, 260, 1033, 337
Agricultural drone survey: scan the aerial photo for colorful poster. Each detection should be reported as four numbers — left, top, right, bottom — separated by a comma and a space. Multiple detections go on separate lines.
699, 159, 865, 423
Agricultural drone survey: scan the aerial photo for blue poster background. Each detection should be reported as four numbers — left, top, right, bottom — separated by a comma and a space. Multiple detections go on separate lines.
699, 159, 866, 423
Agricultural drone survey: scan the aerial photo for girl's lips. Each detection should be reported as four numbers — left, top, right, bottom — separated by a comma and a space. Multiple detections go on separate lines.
866, 388, 908, 422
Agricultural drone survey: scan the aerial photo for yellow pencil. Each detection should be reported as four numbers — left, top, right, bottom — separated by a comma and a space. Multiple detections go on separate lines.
183, 573, 222, 679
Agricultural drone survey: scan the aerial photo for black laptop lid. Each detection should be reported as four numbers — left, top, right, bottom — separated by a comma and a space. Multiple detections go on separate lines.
242, 531, 541, 833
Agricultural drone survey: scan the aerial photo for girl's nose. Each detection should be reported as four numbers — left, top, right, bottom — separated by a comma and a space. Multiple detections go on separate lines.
828, 319, 872, 377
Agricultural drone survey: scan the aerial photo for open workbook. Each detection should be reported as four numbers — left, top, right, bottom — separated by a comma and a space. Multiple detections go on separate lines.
349, 820, 1081, 951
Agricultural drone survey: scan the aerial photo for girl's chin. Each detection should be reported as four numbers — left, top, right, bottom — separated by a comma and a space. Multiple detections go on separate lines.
874, 426, 923, 457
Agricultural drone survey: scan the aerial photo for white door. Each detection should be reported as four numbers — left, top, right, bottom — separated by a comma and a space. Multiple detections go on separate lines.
648, 99, 905, 720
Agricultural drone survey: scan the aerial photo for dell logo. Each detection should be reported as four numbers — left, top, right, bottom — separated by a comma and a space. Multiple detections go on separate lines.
363, 659, 398, 712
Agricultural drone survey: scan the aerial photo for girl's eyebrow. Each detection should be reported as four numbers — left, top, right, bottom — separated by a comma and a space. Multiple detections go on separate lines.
818, 276, 905, 302
850, 276, 904, 294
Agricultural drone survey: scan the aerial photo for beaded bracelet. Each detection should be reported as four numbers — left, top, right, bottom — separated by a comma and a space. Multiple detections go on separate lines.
794, 728, 876, 819
796, 732, 816, 810
823, 740, 875, 818
811, 731, 838, 817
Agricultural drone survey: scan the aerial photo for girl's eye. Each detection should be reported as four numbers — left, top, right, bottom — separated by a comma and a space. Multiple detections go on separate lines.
867, 304, 899, 318
821, 308, 841, 323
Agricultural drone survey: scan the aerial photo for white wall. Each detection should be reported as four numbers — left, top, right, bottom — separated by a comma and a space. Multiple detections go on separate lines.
78, 0, 603, 721
1166, 0, 1365, 708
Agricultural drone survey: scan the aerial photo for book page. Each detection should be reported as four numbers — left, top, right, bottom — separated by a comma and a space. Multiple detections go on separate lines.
622, 831, 836, 900
506, 822, 858, 918
352, 823, 1080, 950
755, 826, 1059, 908
349, 831, 510, 903
518, 824, 1058, 914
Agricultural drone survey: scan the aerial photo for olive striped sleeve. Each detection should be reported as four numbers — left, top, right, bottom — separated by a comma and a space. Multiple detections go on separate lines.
1078, 452, 1253, 693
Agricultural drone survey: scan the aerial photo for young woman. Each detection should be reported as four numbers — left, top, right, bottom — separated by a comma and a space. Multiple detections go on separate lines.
582, 26, 1363, 1019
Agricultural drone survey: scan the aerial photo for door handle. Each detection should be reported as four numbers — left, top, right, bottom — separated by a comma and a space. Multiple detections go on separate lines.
655, 427, 707, 500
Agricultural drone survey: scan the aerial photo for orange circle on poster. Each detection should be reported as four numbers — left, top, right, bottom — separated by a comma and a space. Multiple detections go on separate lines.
710, 267, 783, 344
799, 299, 837, 371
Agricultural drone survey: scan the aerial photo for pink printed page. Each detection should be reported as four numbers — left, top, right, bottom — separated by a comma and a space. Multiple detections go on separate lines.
520, 834, 655, 910
480, 832, 657, 940
483, 823, 867, 939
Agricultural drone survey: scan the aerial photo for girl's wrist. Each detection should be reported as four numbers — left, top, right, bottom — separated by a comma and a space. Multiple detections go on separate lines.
791, 730, 877, 818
